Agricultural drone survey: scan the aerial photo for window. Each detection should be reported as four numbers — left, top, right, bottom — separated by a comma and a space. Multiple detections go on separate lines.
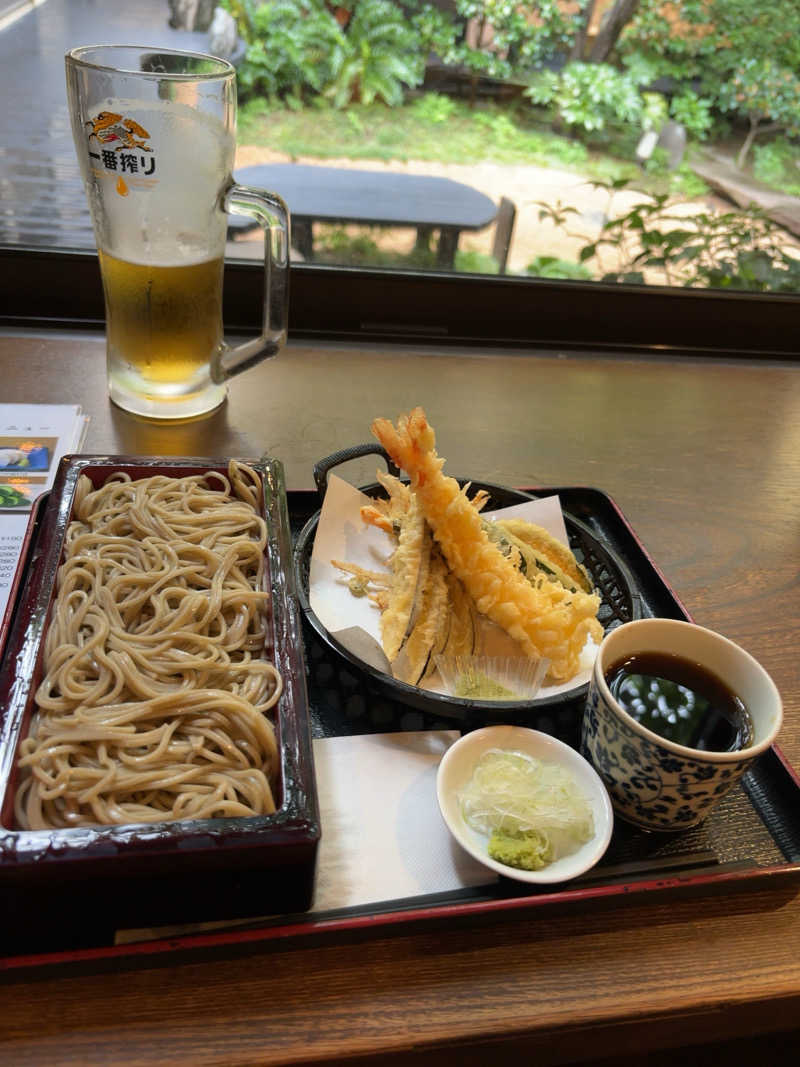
1, 0, 798, 357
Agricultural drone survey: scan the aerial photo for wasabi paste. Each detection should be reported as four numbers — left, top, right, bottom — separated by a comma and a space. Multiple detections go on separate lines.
454, 671, 516, 700
488, 829, 552, 871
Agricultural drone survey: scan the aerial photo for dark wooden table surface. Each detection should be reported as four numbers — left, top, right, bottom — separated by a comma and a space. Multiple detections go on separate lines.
230, 163, 499, 266
1, 328, 799, 1065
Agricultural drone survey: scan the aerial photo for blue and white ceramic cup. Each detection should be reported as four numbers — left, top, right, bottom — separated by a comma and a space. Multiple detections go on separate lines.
581, 619, 782, 831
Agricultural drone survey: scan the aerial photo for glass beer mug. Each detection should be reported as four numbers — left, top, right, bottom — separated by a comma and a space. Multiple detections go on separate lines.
65, 45, 289, 419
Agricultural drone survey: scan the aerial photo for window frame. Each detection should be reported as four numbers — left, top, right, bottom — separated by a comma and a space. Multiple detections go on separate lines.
1, 245, 798, 359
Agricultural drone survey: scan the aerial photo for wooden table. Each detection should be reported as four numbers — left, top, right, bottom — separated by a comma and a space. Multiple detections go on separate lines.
1, 327, 799, 1065
229, 163, 499, 267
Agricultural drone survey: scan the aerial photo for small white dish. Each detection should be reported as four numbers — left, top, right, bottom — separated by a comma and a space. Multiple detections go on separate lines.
436, 725, 614, 884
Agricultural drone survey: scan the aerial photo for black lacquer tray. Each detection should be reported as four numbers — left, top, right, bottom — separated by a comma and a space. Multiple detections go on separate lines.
0, 475, 798, 975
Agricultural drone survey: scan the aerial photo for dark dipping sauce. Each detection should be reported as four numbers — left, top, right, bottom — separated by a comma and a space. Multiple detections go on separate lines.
605, 651, 753, 752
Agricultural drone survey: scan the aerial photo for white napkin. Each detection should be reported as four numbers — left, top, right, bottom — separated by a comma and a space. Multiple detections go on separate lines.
311, 730, 495, 911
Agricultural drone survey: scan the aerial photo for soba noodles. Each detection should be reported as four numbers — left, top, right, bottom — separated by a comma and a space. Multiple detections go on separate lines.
15, 461, 282, 830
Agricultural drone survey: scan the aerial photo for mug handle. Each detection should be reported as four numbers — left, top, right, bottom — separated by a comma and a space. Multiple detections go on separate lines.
213, 182, 290, 384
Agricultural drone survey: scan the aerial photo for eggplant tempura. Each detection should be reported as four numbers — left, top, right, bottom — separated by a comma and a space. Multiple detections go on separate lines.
332, 470, 479, 685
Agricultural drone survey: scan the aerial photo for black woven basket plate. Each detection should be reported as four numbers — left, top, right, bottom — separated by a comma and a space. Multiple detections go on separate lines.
294, 444, 643, 720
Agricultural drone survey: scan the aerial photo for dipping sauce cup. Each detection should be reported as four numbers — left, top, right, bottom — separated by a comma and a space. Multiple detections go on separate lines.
581, 618, 782, 831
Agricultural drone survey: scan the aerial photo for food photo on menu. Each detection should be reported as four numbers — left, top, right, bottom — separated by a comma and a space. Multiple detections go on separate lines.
0, 476, 47, 510
0, 404, 87, 642
0, 437, 53, 472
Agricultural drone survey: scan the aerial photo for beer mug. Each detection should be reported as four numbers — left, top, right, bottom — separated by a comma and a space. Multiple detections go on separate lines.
65, 45, 289, 419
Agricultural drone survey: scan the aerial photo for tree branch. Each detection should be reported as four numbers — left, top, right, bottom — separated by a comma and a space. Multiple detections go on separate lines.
588, 0, 640, 64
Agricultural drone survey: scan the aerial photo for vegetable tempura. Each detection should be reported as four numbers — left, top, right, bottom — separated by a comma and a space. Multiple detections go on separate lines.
369, 408, 603, 683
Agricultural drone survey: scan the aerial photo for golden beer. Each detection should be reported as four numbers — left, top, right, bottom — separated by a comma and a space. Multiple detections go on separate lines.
99, 252, 226, 416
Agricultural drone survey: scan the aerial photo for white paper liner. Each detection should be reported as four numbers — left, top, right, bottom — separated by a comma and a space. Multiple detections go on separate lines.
309, 474, 598, 700
435, 654, 550, 701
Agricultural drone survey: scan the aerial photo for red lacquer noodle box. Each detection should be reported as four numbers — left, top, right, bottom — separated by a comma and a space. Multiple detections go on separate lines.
0, 455, 320, 944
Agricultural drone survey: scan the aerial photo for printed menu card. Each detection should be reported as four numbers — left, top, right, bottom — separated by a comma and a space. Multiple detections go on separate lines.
0, 404, 88, 643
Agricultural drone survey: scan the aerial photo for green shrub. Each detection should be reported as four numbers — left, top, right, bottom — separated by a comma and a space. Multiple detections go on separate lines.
535, 134, 589, 167
236, 0, 345, 104
717, 57, 800, 166
472, 111, 523, 145
324, 0, 426, 107
236, 0, 426, 108
221, 0, 258, 44
643, 146, 671, 176
641, 91, 669, 133
454, 249, 501, 274
410, 93, 459, 125
669, 91, 714, 142
621, 0, 800, 167
752, 139, 800, 196
669, 164, 710, 199
537, 183, 800, 293
525, 64, 643, 135
526, 256, 593, 281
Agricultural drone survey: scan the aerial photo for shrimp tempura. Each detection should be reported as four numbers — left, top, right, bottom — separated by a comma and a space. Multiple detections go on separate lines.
371, 408, 603, 682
